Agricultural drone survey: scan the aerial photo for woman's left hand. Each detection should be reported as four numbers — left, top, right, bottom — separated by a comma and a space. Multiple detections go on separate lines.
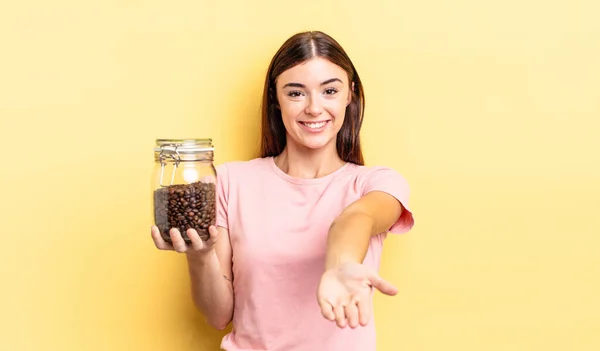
317, 262, 398, 328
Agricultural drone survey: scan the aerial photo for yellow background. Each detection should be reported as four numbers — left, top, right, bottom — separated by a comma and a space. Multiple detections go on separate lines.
1, 1, 598, 350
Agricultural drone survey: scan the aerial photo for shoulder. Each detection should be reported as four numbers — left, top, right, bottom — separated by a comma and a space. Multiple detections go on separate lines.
353, 164, 405, 177
348, 163, 409, 188
351, 164, 415, 233
344, 163, 412, 202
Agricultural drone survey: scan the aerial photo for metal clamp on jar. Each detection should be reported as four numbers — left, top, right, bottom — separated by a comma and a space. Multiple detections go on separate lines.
152, 139, 217, 242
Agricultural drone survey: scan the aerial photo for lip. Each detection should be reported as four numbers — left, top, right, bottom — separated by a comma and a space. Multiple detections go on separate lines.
298, 120, 330, 133
298, 120, 330, 123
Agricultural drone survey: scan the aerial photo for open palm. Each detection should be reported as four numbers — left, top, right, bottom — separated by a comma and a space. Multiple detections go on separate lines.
317, 262, 398, 328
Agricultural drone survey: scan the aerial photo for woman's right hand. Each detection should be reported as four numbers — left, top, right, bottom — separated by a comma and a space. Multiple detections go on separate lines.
151, 225, 220, 256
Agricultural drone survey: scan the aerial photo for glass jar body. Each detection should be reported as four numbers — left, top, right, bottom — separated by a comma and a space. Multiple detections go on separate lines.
151, 139, 216, 243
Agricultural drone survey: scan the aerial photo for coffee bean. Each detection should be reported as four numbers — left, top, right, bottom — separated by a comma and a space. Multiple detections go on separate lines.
153, 181, 216, 243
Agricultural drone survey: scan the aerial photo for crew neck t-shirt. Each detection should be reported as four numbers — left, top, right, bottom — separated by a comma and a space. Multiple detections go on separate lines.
214, 157, 414, 351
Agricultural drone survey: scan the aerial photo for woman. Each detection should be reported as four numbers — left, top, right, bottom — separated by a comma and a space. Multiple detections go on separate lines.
151, 30, 415, 351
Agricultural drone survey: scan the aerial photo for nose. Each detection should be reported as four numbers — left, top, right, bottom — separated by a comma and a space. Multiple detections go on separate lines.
304, 95, 323, 116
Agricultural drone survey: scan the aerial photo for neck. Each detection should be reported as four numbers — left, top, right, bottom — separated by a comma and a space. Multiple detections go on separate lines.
274, 139, 346, 179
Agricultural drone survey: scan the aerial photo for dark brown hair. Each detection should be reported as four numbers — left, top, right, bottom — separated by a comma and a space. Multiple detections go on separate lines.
259, 31, 366, 165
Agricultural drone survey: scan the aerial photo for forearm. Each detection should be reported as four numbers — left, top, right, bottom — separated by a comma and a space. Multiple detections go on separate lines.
186, 250, 234, 330
325, 211, 375, 270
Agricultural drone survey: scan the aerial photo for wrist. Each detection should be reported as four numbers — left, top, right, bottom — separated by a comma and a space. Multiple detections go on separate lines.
185, 248, 216, 263
325, 253, 359, 271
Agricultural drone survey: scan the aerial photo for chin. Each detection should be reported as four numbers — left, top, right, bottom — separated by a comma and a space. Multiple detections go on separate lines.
296, 136, 336, 151
302, 143, 330, 150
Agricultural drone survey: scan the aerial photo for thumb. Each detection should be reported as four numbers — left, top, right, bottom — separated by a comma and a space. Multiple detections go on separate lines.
368, 272, 398, 296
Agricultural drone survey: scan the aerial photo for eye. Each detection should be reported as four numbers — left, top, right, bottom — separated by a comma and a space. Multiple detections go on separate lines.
324, 88, 338, 95
287, 91, 304, 97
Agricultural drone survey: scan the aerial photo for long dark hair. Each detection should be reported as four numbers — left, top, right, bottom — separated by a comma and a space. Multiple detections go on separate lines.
259, 31, 366, 165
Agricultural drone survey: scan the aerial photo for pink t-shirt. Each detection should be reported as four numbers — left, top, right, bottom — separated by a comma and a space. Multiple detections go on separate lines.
215, 157, 414, 351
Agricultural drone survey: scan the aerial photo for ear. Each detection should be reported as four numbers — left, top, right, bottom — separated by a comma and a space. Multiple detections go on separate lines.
347, 82, 354, 106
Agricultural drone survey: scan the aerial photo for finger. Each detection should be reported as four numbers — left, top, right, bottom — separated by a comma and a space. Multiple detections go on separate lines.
318, 299, 335, 321
169, 228, 188, 253
344, 300, 360, 328
186, 228, 204, 251
207, 225, 220, 246
151, 226, 174, 250
333, 303, 347, 328
357, 297, 371, 326
369, 273, 398, 296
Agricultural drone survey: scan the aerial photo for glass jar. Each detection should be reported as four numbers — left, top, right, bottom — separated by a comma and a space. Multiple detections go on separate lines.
152, 138, 217, 243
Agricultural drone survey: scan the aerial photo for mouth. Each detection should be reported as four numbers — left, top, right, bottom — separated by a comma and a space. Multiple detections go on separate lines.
298, 120, 330, 132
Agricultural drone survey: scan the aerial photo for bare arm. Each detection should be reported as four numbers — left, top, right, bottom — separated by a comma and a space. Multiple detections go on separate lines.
318, 191, 404, 328
151, 225, 234, 330
325, 190, 403, 269
185, 226, 234, 330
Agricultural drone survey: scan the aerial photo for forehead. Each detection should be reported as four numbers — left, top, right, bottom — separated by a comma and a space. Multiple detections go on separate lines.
276, 58, 348, 85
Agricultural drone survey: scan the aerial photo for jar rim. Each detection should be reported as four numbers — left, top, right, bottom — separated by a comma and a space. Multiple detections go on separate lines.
154, 138, 214, 154
155, 138, 212, 144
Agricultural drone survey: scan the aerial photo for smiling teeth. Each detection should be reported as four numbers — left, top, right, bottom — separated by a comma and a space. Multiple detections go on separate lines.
304, 122, 326, 129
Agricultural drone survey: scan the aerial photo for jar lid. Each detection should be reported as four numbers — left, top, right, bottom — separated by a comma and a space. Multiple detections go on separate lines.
154, 138, 214, 154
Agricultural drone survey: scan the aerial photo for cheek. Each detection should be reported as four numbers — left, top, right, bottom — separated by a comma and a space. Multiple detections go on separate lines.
329, 101, 348, 123
279, 104, 299, 124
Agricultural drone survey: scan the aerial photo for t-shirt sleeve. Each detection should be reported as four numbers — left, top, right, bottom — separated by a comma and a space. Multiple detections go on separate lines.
361, 167, 415, 234
215, 163, 229, 229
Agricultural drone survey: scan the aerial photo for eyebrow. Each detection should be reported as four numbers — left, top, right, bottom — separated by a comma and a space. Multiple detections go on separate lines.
282, 78, 343, 89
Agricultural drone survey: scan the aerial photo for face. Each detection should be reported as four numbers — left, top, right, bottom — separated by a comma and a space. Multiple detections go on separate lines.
275, 57, 352, 151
